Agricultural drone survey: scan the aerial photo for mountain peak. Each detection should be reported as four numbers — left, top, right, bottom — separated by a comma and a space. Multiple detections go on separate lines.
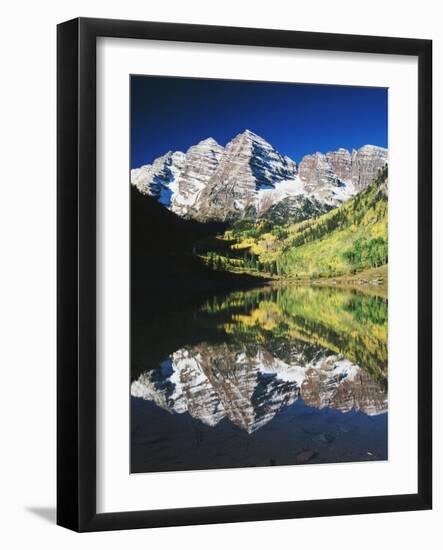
359, 144, 387, 152
234, 129, 269, 144
195, 136, 221, 148
171, 150, 186, 160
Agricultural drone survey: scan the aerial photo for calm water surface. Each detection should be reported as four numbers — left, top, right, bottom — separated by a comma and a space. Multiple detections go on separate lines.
131, 285, 388, 473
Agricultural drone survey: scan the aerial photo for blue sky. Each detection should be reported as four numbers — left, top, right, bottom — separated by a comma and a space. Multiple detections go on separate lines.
131, 76, 387, 169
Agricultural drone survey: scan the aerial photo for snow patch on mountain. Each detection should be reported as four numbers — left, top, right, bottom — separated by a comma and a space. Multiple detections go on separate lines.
255, 177, 306, 215
131, 151, 186, 207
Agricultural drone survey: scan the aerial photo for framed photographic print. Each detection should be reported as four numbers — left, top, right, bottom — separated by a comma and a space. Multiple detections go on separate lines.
57, 17, 432, 531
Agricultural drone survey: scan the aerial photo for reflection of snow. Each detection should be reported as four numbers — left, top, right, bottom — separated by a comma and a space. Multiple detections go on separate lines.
131, 343, 387, 433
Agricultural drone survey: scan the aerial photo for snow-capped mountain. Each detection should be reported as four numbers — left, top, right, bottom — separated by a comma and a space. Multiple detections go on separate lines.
131, 130, 387, 222
192, 130, 299, 220
171, 138, 224, 217
131, 342, 387, 433
131, 150, 186, 206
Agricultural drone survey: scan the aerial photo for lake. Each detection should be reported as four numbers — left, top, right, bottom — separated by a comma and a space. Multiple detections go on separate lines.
131, 284, 388, 473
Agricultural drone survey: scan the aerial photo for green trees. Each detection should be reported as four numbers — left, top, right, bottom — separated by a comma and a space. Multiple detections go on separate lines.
271, 226, 288, 240
344, 237, 388, 269
201, 166, 388, 280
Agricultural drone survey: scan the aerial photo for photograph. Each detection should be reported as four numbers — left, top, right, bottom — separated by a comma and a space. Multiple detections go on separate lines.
0, 0, 436, 542
129, 76, 389, 473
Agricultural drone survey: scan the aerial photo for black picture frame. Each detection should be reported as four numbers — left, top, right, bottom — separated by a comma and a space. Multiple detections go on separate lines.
57, 17, 432, 532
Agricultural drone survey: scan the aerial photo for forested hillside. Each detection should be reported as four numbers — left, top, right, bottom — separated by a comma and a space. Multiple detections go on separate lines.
198, 165, 388, 280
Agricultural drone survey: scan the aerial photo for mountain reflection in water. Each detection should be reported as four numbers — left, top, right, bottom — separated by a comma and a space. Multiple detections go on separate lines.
131, 285, 388, 472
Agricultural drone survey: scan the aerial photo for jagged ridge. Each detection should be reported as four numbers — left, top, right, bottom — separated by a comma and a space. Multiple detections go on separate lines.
131, 130, 387, 223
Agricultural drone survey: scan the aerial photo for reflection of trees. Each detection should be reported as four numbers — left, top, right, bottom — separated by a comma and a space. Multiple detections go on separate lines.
201, 285, 388, 387
344, 294, 388, 325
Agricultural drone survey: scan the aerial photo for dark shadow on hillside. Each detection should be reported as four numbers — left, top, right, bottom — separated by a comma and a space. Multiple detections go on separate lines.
131, 186, 268, 377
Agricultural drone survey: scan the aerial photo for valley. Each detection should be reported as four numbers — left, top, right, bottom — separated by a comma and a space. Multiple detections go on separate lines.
131, 129, 388, 287
197, 165, 388, 284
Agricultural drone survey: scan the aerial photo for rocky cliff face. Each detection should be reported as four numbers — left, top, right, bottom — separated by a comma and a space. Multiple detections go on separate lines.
326, 148, 352, 182
171, 138, 224, 217
131, 342, 387, 433
298, 152, 351, 205
131, 130, 387, 222
351, 144, 389, 192
189, 130, 299, 221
